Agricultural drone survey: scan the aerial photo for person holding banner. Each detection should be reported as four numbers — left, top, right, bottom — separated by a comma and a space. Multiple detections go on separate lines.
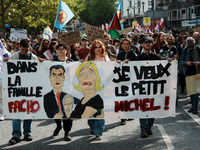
135, 36, 161, 138
44, 44, 74, 141
180, 37, 200, 114
3, 39, 38, 145
72, 40, 108, 140
52, 43, 72, 62
84, 40, 108, 141
116, 38, 137, 125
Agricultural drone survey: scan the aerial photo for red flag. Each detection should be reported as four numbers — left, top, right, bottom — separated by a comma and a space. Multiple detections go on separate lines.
109, 0, 123, 31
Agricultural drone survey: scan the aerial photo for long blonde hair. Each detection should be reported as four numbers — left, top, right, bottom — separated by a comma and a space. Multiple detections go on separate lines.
74, 61, 104, 92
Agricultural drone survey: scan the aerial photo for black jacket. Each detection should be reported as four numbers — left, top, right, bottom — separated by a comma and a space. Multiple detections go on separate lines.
44, 90, 66, 118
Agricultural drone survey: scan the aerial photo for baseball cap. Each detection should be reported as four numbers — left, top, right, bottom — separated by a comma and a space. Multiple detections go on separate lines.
143, 36, 153, 43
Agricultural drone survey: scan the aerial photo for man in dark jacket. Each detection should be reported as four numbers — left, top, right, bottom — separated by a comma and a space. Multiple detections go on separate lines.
135, 36, 161, 138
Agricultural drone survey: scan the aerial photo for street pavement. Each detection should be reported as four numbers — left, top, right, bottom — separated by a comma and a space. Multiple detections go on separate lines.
0, 84, 200, 150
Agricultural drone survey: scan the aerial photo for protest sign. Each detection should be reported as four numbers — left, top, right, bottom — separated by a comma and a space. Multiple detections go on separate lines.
10, 28, 27, 41
132, 21, 137, 29
85, 25, 105, 42
52, 32, 59, 38
132, 21, 137, 27
143, 17, 151, 26
186, 74, 200, 96
42, 26, 53, 40
120, 27, 132, 35
2, 60, 177, 119
193, 26, 200, 33
58, 30, 81, 46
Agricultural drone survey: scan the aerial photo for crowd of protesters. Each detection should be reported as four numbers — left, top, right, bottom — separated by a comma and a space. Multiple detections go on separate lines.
1, 28, 200, 144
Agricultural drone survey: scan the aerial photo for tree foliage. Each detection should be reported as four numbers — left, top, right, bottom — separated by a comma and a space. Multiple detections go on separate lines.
79, 0, 117, 26
0, 0, 13, 37
1, 0, 85, 36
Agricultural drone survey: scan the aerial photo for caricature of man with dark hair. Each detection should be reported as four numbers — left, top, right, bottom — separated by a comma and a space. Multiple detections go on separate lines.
44, 65, 66, 118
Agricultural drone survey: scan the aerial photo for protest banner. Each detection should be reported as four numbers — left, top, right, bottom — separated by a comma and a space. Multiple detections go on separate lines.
186, 74, 200, 96
52, 32, 59, 38
42, 26, 53, 40
143, 17, 151, 26
85, 25, 105, 42
132, 21, 137, 29
58, 30, 81, 46
10, 28, 27, 41
2, 60, 177, 119
120, 27, 132, 35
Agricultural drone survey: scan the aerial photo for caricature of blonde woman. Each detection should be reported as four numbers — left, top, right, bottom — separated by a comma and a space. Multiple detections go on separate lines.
70, 61, 104, 118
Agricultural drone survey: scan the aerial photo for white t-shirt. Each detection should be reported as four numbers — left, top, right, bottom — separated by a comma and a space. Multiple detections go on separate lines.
10, 51, 38, 60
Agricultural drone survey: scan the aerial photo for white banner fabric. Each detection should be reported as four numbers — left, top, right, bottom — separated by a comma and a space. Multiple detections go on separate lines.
2, 60, 177, 119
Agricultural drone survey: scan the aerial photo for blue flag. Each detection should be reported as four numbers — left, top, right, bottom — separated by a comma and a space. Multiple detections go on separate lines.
54, 0, 74, 31
109, 0, 123, 30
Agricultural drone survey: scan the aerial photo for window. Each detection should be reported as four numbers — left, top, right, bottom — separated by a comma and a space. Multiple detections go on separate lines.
138, 8, 140, 13
129, 0, 132, 7
138, 1, 141, 7
148, 1, 151, 6
168, 11, 171, 20
168, 11, 172, 20
188, 7, 191, 18
172, 10, 177, 20
148, 7, 152, 11
194, 5, 200, 17
182, 9, 186, 19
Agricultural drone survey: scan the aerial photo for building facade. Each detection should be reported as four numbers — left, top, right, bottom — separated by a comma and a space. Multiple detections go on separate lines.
122, 0, 200, 30
162, 0, 200, 28
122, 0, 152, 27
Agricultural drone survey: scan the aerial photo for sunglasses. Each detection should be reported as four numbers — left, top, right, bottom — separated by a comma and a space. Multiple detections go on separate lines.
44, 42, 49, 44
182, 36, 187, 39
188, 45, 194, 48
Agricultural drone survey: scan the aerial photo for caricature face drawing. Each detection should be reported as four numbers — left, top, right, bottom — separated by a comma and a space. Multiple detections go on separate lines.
74, 62, 104, 92
72, 62, 105, 118
49, 68, 65, 90
78, 64, 97, 91
63, 97, 73, 118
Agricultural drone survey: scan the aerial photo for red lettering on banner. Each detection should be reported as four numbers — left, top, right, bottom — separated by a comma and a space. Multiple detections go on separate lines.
8, 99, 40, 114
164, 96, 170, 110
115, 98, 161, 112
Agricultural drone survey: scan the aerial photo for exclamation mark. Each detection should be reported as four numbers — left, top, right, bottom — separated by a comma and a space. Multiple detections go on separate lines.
164, 96, 170, 110
27, 100, 30, 114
